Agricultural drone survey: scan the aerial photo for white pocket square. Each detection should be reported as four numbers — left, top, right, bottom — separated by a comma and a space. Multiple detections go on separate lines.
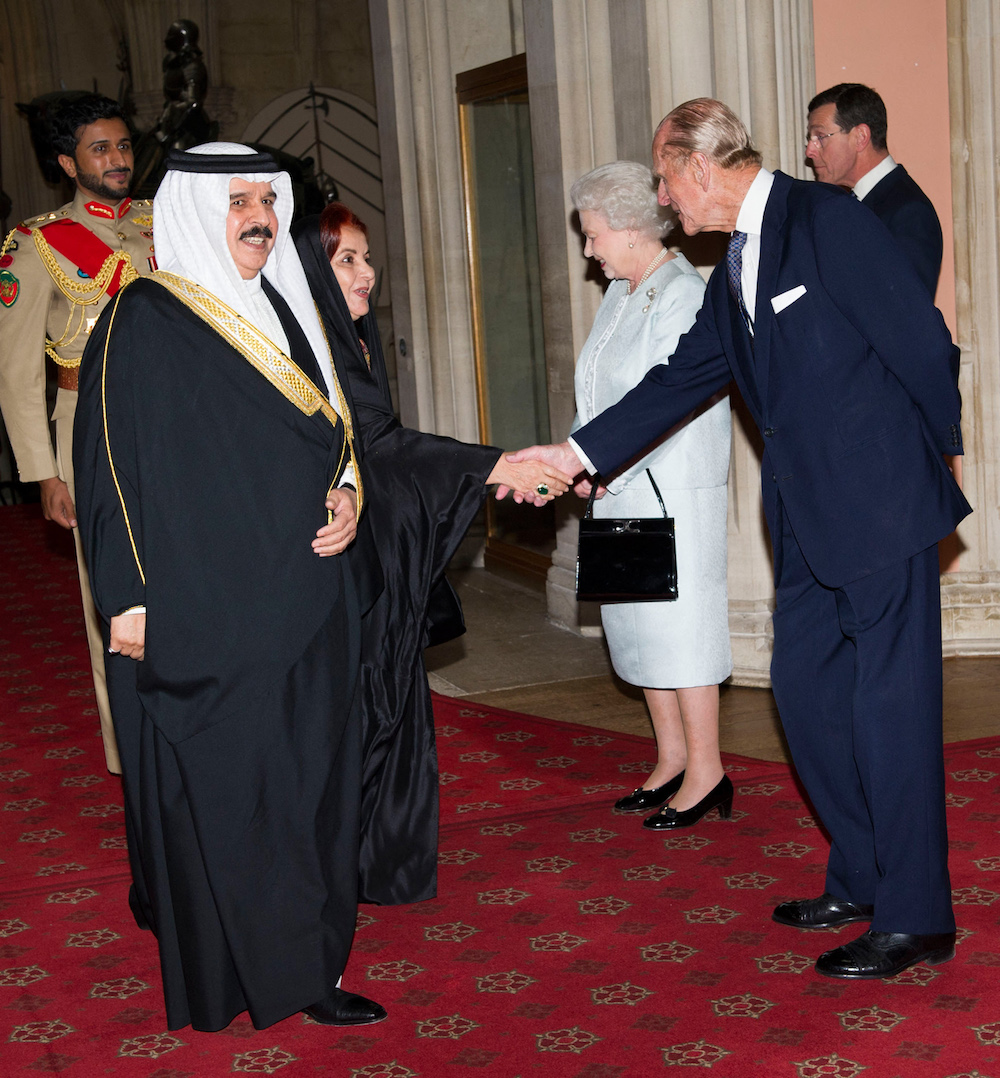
771, 285, 807, 314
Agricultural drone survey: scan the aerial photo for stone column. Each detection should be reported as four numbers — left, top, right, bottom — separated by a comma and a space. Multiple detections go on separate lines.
941, 0, 1000, 653
522, 0, 620, 630
402, 0, 479, 442
608, 0, 652, 161
717, 0, 817, 683
369, 0, 423, 429
369, 0, 524, 440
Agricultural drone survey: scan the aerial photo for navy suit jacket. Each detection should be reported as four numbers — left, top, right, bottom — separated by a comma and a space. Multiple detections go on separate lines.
573, 170, 971, 589
861, 164, 943, 298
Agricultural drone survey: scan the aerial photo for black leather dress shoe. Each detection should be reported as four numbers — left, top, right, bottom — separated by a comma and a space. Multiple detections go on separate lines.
815, 929, 956, 979
614, 771, 684, 812
303, 988, 388, 1025
772, 892, 875, 929
642, 775, 733, 830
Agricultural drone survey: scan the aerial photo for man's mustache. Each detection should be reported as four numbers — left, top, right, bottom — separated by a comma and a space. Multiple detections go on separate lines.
240, 225, 273, 240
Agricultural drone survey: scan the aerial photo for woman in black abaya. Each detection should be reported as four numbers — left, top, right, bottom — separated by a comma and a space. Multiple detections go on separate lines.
293, 206, 567, 905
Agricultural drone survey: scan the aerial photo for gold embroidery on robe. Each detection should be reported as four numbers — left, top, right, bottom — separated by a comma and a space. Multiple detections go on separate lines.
149, 271, 363, 512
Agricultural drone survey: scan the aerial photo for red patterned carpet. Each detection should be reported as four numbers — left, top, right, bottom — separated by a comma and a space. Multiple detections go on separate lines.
2, 503, 1000, 1078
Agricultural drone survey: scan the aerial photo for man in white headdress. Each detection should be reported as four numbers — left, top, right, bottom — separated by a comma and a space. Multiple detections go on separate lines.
73, 143, 387, 1032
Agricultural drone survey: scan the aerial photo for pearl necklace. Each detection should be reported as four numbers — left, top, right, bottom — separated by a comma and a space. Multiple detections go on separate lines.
627, 247, 668, 294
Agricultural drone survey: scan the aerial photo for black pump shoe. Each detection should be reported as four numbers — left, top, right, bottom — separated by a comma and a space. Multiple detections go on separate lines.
303, 988, 388, 1026
614, 771, 685, 812
642, 775, 733, 830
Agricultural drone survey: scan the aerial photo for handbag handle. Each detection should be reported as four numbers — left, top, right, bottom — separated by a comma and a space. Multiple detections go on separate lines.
585, 469, 668, 519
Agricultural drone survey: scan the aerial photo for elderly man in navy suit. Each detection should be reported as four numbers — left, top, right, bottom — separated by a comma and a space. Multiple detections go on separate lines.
806, 82, 942, 296
509, 98, 970, 979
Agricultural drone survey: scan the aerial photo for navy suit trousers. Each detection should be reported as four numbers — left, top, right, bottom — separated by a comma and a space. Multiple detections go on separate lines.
769, 497, 954, 935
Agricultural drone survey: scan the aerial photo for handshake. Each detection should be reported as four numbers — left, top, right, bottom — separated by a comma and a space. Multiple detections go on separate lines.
489, 441, 606, 505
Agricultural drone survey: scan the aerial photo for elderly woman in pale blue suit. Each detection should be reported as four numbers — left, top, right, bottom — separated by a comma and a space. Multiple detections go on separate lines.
571, 161, 733, 829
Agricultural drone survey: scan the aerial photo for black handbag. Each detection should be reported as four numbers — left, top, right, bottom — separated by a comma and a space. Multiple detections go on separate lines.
575, 469, 678, 603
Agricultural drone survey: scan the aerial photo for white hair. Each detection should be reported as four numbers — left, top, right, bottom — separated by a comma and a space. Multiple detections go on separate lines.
569, 161, 676, 238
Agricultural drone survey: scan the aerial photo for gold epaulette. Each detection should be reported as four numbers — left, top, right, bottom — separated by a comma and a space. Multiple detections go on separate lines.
1, 210, 67, 255
20, 208, 71, 230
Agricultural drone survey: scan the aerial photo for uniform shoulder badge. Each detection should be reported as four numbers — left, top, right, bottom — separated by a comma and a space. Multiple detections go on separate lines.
0, 269, 18, 306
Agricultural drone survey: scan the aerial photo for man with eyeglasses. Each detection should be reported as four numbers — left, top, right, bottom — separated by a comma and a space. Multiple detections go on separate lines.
805, 83, 943, 300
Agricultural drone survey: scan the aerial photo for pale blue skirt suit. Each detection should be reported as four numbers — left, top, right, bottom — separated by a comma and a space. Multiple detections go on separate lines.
573, 253, 732, 688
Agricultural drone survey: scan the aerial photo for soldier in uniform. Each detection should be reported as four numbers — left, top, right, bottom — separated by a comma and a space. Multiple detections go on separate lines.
0, 94, 156, 774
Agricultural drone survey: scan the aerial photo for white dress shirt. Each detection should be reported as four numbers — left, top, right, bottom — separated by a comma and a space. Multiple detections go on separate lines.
732, 167, 775, 329
852, 154, 897, 202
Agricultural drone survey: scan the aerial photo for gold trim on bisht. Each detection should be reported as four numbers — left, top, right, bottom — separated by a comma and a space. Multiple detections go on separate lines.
149, 270, 363, 513
100, 292, 145, 585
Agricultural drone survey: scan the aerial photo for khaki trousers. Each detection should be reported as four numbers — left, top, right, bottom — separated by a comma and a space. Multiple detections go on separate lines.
53, 388, 122, 774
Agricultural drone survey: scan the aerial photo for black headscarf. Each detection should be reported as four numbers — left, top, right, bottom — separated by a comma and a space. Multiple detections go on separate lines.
291, 216, 397, 450
292, 214, 501, 906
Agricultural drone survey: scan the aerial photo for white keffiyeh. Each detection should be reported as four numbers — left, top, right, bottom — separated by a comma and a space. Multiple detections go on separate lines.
152, 142, 337, 399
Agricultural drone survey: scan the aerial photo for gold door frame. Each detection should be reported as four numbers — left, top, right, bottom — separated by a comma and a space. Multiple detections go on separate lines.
457, 55, 553, 582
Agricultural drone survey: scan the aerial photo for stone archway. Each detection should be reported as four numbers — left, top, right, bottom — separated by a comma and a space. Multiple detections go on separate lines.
242, 86, 388, 304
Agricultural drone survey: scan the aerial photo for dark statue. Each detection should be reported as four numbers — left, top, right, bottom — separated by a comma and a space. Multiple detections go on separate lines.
131, 19, 218, 197
16, 20, 328, 216
157, 19, 213, 149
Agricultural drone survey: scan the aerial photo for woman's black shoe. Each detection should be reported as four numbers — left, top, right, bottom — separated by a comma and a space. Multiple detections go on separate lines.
614, 771, 685, 812
642, 774, 733, 830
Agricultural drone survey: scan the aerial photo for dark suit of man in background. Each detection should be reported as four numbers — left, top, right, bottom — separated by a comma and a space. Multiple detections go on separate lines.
805, 82, 943, 297
511, 98, 970, 980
